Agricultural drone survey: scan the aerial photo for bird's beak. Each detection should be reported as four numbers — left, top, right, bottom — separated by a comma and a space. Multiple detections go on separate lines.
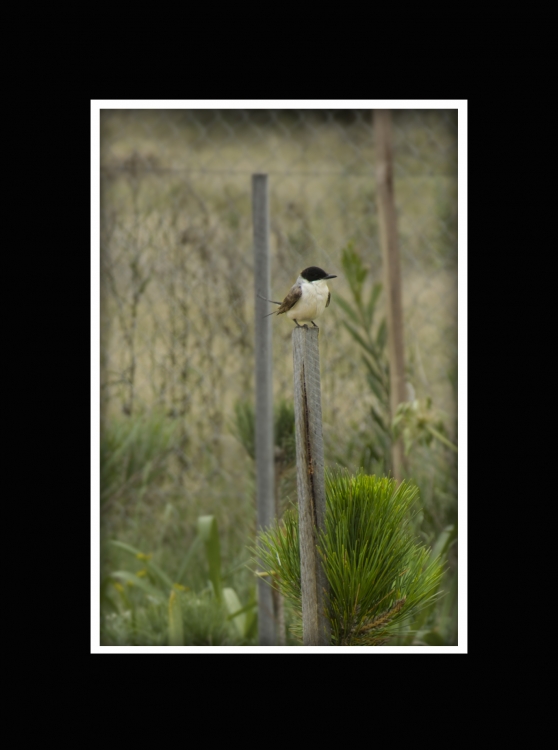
325, 274, 337, 279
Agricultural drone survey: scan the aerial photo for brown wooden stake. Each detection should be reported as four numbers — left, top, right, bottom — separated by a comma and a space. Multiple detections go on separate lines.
374, 110, 407, 481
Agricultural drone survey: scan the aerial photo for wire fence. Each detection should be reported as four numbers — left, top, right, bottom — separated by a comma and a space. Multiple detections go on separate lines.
100, 109, 457, 549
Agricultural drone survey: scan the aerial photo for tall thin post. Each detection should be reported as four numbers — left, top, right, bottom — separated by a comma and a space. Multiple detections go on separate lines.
374, 110, 406, 481
292, 327, 330, 646
252, 174, 276, 646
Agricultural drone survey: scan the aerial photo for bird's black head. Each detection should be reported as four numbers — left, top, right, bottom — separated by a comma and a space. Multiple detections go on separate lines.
300, 266, 337, 282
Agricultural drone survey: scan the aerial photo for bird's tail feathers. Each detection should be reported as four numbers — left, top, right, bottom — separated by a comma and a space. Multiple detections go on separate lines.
257, 293, 281, 305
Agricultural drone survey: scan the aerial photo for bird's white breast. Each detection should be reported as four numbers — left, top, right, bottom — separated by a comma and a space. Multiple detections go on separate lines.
286, 278, 330, 323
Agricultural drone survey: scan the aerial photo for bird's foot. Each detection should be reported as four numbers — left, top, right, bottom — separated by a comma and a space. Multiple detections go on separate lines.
311, 321, 319, 328
294, 320, 308, 329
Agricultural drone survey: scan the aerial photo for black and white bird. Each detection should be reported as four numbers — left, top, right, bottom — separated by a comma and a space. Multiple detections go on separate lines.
261, 266, 337, 328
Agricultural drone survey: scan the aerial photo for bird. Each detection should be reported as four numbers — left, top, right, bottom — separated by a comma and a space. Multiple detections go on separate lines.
260, 266, 337, 328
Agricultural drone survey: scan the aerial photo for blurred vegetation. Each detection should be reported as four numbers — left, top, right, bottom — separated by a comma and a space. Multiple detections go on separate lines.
102, 517, 258, 645
393, 397, 457, 456
231, 398, 296, 520
332, 243, 391, 475
231, 398, 296, 466
99, 110, 458, 646
101, 410, 180, 511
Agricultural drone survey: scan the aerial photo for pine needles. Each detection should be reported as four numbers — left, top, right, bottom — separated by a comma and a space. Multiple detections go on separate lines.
256, 469, 444, 646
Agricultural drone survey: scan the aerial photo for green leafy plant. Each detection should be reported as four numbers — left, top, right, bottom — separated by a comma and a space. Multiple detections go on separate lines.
273, 400, 297, 468
168, 589, 184, 646
231, 398, 296, 466
389, 522, 457, 645
393, 397, 457, 455
103, 515, 257, 645
334, 243, 392, 474
231, 401, 256, 461
256, 469, 444, 646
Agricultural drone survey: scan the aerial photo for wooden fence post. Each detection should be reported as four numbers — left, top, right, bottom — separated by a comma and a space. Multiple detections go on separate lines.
374, 109, 407, 481
292, 326, 331, 646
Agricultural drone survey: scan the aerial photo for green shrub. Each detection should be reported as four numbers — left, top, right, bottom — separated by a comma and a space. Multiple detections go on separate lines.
256, 470, 444, 646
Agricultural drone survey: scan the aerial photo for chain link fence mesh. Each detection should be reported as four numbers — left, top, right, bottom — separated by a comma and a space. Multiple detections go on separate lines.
100, 109, 457, 553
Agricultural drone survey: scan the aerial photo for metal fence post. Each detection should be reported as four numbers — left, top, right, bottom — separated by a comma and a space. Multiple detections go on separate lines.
292, 326, 331, 646
252, 173, 277, 646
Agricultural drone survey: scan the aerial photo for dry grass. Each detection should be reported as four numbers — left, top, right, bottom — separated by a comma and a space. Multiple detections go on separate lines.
100, 109, 457, 525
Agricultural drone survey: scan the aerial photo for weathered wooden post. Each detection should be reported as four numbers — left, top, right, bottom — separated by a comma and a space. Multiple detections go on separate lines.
374, 109, 407, 481
292, 326, 331, 646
